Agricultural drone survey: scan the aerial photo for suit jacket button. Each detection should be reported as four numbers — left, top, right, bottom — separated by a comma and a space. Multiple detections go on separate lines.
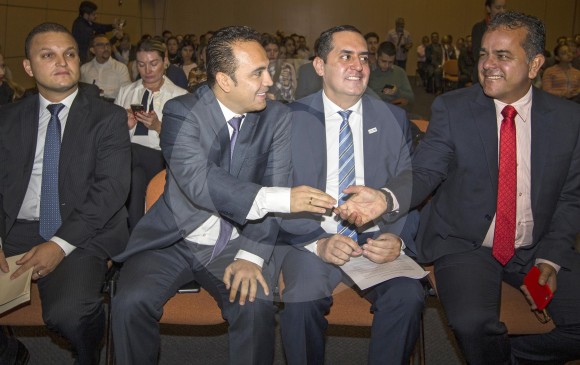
484, 214, 492, 221
179, 230, 186, 236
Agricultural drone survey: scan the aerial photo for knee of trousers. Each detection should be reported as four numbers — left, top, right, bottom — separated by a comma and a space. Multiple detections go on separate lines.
42, 297, 104, 337
112, 283, 163, 323
446, 309, 506, 339
371, 279, 424, 315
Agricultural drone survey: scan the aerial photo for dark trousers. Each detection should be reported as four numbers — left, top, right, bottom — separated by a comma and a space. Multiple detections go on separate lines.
277, 246, 424, 365
112, 239, 276, 365
127, 143, 165, 231
435, 246, 580, 365
1, 220, 108, 365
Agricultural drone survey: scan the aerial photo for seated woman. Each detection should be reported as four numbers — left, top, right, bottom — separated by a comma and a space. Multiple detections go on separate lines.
0, 53, 24, 105
178, 39, 198, 79
114, 39, 188, 230
542, 43, 580, 102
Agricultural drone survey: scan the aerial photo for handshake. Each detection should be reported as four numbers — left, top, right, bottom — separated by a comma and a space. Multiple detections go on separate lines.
291, 185, 391, 226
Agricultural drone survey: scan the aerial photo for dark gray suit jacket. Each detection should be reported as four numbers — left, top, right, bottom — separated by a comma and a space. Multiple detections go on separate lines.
116, 85, 292, 263
387, 85, 580, 270
279, 91, 419, 254
0, 88, 131, 258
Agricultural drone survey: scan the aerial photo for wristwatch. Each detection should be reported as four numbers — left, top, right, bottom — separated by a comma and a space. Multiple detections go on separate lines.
378, 189, 394, 213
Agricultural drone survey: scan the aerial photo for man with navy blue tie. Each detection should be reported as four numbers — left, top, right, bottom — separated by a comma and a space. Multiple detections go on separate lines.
0, 22, 130, 365
276, 25, 423, 365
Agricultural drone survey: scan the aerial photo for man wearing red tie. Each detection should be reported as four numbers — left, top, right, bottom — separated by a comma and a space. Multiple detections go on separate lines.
338, 12, 580, 364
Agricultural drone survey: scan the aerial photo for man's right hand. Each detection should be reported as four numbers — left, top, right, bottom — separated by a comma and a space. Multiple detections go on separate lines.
317, 234, 362, 266
0, 250, 9, 273
334, 185, 389, 226
290, 186, 336, 214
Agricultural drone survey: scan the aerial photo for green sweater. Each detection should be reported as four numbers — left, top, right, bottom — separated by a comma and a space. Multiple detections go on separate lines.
368, 65, 414, 104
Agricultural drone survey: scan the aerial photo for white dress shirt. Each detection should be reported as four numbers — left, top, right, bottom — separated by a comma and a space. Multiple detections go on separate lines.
17, 90, 79, 255
185, 100, 290, 268
114, 76, 188, 150
80, 57, 131, 99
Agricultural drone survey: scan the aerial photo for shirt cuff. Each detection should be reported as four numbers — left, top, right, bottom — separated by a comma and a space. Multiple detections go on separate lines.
304, 241, 319, 256
50, 236, 76, 256
234, 250, 264, 268
382, 188, 400, 211
246, 187, 291, 220
535, 259, 561, 273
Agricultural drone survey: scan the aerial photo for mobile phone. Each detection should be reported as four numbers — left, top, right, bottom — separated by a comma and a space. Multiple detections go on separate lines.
130, 104, 144, 113
523, 266, 553, 310
177, 280, 201, 294
383, 84, 395, 90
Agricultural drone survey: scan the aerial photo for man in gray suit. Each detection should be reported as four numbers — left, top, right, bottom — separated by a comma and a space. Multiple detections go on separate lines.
276, 25, 423, 365
111, 26, 334, 365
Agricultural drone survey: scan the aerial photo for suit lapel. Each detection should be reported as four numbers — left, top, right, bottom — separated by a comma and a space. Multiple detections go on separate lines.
230, 112, 259, 176
308, 93, 328, 190
472, 89, 499, 188
361, 96, 379, 184
59, 90, 88, 184
529, 89, 553, 210
21, 97, 40, 178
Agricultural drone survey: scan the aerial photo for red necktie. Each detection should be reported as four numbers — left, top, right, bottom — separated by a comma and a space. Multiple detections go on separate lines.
493, 105, 518, 265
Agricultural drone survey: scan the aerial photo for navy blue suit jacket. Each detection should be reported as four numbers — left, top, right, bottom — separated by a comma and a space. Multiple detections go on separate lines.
387, 85, 580, 270
279, 91, 419, 254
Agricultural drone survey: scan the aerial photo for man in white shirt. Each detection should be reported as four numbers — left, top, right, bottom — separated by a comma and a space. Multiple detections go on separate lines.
276, 25, 422, 365
111, 26, 335, 365
80, 34, 130, 99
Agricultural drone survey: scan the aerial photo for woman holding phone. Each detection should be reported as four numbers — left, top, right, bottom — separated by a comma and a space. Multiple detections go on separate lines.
115, 39, 187, 231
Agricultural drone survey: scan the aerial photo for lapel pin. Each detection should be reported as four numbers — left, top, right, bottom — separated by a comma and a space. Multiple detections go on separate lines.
368, 127, 378, 134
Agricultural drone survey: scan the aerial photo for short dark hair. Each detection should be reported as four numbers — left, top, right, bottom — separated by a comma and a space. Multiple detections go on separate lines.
377, 41, 396, 57
206, 25, 261, 88
488, 11, 545, 62
136, 39, 167, 60
25, 22, 75, 59
364, 32, 379, 42
79, 1, 97, 16
316, 25, 361, 62
260, 34, 279, 48
90, 33, 108, 47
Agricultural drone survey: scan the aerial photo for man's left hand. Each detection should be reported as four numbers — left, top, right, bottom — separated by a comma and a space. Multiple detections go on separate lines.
361, 232, 402, 264
520, 263, 557, 311
12, 241, 65, 280
223, 259, 269, 306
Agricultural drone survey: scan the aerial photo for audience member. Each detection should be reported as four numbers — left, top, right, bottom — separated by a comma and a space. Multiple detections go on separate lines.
416, 35, 429, 86
0, 52, 14, 105
425, 32, 444, 93
386, 17, 413, 70
368, 41, 414, 109
295, 38, 322, 99
284, 36, 297, 59
80, 34, 131, 100
262, 34, 297, 103
442, 35, 457, 60
111, 25, 334, 365
364, 32, 380, 71
114, 39, 187, 231
166, 36, 180, 64
0, 22, 130, 365
339, 12, 580, 365
178, 39, 198, 78
161, 30, 173, 41
277, 24, 422, 365
72, 1, 122, 64
471, 0, 507, 81
458, 35, 475, 87
112, 33, 137, 66
542, 43, 580, 102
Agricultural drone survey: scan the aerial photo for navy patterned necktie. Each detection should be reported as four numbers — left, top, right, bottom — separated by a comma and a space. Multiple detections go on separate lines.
39, 103, 65, 241
337, 110, 358, 242
134, 89, 153, 136
209, 115, 244, 263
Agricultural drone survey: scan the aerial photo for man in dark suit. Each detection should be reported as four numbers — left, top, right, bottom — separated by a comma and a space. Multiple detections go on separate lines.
338, 12, 580, 364
276, 25, 423, 365
111, 26, 334, 365
0, 22, 130, 365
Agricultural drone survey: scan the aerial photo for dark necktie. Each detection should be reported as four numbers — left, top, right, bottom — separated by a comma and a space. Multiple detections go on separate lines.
209, 115, 244, 263
134, 89, 153, 136
492, 105, 518, 265
337, 110, 358, 242
39, 103, 65, 241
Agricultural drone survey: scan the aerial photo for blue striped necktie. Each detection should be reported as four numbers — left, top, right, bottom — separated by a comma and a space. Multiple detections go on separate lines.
337, 110, 358, 242
39, 103, 65, 241
208, 115, 244, 263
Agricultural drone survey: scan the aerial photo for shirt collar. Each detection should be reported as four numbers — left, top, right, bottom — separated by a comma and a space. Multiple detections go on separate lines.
321, 91, 363, 119
39, 88, 79, 111
216, 99, 245, 123
493, 85, 533, 123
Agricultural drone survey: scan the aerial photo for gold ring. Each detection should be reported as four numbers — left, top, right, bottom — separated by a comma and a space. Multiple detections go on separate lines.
36, 271, 42, 277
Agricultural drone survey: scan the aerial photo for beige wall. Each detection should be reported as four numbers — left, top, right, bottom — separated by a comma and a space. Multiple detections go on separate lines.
1, 0, 579, 89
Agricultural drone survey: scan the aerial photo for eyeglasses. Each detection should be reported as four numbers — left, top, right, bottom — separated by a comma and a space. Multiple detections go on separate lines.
94, 43, 111, 48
